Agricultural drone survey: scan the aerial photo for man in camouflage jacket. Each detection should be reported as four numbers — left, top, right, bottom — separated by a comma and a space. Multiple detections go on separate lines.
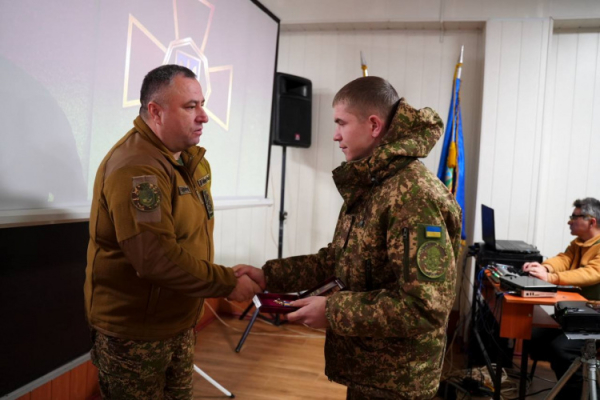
236, 77, 462, 399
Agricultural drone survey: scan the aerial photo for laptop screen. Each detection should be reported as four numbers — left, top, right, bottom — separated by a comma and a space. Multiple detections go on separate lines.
481, 204, 496, 248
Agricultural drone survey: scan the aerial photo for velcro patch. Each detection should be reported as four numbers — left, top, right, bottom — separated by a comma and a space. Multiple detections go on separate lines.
197, 174, 211, 187
417, 242, 447, 279
425, 225, 442, 238
178, 186, 191, 195
131, 181, 161, 211
201, 189, 214, 219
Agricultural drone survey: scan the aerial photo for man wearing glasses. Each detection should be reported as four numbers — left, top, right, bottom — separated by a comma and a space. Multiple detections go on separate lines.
524, 197, 600, 399
523, 197, 600, 299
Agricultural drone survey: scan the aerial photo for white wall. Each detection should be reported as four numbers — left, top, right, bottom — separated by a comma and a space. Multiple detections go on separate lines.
475, 20, 600, 260
475, 19, 553, 247
536, 29, 600, 257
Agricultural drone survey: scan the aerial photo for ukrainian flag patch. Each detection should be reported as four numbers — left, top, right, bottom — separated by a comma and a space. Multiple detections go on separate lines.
425, 225, 442, 239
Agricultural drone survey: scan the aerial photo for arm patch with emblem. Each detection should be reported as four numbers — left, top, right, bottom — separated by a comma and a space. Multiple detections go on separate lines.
416, 224, 448, 281
131, 175, 161, 223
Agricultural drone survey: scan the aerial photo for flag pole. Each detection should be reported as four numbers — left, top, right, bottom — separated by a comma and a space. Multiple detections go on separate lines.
360, 51, 368, 77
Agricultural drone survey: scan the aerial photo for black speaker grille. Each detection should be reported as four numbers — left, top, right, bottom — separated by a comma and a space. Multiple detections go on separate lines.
272, 73, 312, 148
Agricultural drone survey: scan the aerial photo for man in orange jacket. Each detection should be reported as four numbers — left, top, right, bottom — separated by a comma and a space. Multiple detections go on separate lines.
524, 197, 600, 399
524, 198, 600, 299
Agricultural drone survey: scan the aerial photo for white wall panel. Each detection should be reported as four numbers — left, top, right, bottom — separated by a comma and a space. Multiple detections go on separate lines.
475, 19, 552, 246
536, 30, 600, 258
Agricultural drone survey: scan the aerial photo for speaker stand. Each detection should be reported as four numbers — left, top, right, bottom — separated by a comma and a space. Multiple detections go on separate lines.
278, 145, 288, 259
234, 146, 288, 353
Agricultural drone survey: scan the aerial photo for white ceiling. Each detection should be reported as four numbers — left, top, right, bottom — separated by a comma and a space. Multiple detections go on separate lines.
259, 0, 600, 28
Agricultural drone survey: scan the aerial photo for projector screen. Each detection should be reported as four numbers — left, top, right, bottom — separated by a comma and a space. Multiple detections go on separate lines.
0, 0, 278, 227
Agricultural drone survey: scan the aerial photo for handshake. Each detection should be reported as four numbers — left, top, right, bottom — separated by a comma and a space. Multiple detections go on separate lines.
225, 265, 330, 329
226, 265, 266, 302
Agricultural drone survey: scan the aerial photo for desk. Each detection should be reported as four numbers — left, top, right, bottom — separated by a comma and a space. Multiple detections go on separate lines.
480, 275, 586, 400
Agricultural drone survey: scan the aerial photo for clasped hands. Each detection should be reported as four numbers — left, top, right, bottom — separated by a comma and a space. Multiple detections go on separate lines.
226, 264, 266, 302
227, 265, 329, 328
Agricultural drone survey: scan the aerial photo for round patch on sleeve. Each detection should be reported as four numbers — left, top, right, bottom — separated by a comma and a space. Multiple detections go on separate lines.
131, 182, 161, 211
416, 241, 447, 279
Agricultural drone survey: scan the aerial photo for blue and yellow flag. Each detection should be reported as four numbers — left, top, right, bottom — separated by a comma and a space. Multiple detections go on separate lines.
437, 46, 466, 241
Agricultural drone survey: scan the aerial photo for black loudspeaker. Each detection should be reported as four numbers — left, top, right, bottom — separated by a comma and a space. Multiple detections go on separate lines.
272, 72, 312, 148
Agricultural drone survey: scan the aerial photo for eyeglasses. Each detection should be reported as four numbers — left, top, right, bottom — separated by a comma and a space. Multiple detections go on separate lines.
569, 214, 589, 221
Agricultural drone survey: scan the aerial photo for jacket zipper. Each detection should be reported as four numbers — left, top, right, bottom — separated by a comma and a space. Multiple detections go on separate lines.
365, 259, 372, 291
403, 227, 410, 282
343, 216, 354, 250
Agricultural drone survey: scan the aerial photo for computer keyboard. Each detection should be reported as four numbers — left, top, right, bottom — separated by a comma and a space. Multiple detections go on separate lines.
496, 263, 530, 276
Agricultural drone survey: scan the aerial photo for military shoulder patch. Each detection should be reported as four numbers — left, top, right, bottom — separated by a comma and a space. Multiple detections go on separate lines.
197, 174, 211, 187
417, 241, 447, 279
425, 225, 442, 238
131, 181, 161, 211
178, 186, 191, 195
201, 189, 214, 219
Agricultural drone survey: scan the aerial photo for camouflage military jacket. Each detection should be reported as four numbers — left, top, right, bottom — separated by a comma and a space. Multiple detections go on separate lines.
263, 99, 462, 399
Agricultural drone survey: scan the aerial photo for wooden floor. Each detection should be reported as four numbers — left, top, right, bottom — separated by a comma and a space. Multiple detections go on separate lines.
192, 312, 561, 400
192, 313, 346, 400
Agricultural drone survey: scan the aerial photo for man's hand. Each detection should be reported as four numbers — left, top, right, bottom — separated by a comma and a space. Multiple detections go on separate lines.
527, 265, 549, 282
523, 262, 550, 281
233, 264, 266, 291
227, 274, 262, 302
522, 262, 543, 271
287, 296, 330, 329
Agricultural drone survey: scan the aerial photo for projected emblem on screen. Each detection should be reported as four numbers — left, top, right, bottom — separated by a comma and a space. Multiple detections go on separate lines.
122, 0, 233, 130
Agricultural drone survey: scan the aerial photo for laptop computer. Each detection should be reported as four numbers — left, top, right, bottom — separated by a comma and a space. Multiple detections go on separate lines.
481, 204, 539, 253
499, 275, 557, 297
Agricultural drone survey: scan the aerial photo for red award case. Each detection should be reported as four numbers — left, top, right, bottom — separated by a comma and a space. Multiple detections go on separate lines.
253, 276, 346, 314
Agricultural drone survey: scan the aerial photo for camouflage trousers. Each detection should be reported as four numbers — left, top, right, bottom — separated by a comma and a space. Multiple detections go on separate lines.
91, 329, 196, 400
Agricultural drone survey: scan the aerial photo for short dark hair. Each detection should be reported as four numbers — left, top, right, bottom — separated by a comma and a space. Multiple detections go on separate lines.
332, 76, 400, 128
139, 65, 197, 117
574, 198, 600, 220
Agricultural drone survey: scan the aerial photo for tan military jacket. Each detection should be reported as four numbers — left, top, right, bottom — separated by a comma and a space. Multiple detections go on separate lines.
85, 116, 236, 341
263, 99, 462, 399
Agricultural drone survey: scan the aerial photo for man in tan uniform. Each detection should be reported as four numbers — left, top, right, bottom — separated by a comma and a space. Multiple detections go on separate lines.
84, 65, 260, 399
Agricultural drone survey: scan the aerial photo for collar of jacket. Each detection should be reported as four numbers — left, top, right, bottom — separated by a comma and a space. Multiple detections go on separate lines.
332, 98, 443, 210
133, 116, 206, 171
573, 233, 600, 248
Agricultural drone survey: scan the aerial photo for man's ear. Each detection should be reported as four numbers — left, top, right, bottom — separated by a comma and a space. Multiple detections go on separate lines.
147, 102, 162, 125
590, 217, 598, 229
368, 114, 385, 138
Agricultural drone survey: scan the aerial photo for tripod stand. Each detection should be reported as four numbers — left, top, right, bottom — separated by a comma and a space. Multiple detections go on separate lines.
546, 337, 600, 400
194, 365, 235, 398
234, 146, 290, 352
